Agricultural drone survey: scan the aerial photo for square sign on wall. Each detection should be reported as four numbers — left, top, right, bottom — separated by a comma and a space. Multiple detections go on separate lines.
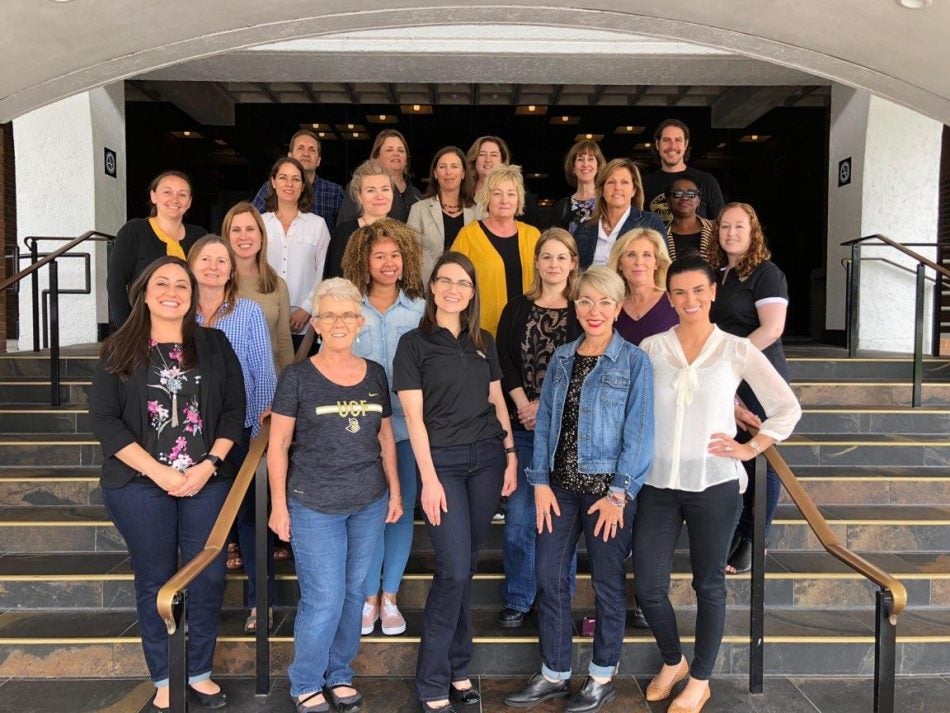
838, 157, 852, 187
104, 147, 117, 178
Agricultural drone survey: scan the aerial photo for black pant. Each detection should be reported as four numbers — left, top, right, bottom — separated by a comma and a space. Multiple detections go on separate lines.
633, 480, 739, 680
734, 381, 781, 542
414, 438, 505, 703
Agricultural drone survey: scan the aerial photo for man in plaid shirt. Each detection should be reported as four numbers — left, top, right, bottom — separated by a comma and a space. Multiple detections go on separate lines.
252, 129, 344, 229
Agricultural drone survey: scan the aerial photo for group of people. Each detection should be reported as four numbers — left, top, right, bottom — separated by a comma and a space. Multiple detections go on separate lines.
92, 119, 801, 713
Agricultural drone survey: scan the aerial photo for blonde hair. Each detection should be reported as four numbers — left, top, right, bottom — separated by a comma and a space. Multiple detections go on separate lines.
475, 164, 526, 216
574, 265, 626, 304
590, 158, 646, 226
607, 228, 671, 292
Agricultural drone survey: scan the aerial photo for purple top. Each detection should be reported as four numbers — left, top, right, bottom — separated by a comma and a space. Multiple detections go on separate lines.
616, 296, 679, 346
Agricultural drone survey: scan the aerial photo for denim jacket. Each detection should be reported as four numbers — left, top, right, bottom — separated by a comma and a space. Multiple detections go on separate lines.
526, 331, 654, 499
354, 290, 425, 442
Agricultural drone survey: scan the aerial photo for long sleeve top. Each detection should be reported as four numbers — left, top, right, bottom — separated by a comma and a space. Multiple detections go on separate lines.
262, 211, 331, 329
236, 274, 294, 372
639, 326, 801, 494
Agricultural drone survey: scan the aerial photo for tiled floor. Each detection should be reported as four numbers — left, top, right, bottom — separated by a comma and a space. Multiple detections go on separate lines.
0, 676, 948, 713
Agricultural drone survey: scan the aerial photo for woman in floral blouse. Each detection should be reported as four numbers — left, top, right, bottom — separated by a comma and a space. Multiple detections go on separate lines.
90, 256, 246, 711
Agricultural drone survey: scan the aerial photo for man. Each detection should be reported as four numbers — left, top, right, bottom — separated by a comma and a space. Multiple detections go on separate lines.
251, 129, 344, 229
641, 119, 724, 225
336, 129, 422, 224
665, 176, 715, 263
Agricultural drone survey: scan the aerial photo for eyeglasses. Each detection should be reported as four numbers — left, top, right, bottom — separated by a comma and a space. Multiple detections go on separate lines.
433, 276, 474, 291
575, 298, 617, 312
314, 312, 360, 325
669, 189, 700, 199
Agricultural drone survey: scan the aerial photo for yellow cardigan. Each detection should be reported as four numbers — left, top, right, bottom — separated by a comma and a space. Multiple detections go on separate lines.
451, 220, 540, 335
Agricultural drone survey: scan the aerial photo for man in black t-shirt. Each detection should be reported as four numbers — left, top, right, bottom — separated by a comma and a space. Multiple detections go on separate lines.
641, 118, 725, 225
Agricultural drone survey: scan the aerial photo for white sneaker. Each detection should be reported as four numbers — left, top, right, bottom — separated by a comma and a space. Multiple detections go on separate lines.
361, 601, 378, 635
380, 600, 407, 636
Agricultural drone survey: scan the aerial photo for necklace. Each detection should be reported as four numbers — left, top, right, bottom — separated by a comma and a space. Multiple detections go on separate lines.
441, 202, 461, 213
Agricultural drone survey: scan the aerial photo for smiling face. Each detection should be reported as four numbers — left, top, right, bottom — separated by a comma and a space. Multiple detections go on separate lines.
487, 179, 520, 220
668, 269, 716, 325
368, 238, 403, 288
359, 174, 394, 220
658, 125, 688, 170
575, 285, 622, 339
475, 141, 503, 179
536, 238, 576, 290
618, 236, 658, 289
290, 134, 320, 172
573, 151, 599, 185
669, 178, 700, 220
227, 211, 262, 261
603, 167, 636, 211
145, 262, 192, 323
435, 151, 465, 192
378, 136, 408, 176
431, 262, 474, 317
270, 160, 304, 206
718, 205, 753, 260
150, 176, 192, 221
312, 296, 363, 350
191, 242, 232, 291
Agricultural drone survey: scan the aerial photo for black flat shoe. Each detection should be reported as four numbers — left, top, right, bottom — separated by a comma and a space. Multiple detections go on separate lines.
189, 685, 227, 709
727, 536, 753, 573
449, 684, 480, 706
565, 677, 615, 713
504, 673, 571, 708
630, 605, 650, 629
497, 607, 526, 628
326, 686, 363, 713
295, 692, 330, 713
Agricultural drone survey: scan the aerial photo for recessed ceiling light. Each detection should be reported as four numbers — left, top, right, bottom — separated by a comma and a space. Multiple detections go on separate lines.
379, 114, 387, 121
896, 0, 932, 8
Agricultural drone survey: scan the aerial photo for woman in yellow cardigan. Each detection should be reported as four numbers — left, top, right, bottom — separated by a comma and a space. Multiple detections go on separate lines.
451, 164, 540, 335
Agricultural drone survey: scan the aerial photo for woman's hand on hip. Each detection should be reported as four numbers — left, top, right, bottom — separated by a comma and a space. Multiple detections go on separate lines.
589, 496, 625, 542
385, 495, 404, 524
708, 432, 756, 461
269, 505, 291, 542
501, 453, 518, 497
535, 485, 561, 534
420, 479, 448, 526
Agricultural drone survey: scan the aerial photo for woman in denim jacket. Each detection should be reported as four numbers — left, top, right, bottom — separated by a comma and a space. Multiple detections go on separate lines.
505, 267, 654, 713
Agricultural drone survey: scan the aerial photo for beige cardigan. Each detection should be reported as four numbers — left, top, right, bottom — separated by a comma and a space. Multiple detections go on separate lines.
407, 196, 477, 283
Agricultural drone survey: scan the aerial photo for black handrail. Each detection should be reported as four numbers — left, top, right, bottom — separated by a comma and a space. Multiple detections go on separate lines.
842, 235, 948, 406
0, 231, 115, 406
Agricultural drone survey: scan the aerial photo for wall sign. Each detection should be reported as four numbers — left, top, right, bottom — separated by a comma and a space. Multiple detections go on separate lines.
838, 157, 851, 187
104, 147, 117, 178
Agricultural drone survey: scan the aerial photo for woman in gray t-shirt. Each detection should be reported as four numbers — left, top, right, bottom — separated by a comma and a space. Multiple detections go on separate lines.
268, 278, 403, 713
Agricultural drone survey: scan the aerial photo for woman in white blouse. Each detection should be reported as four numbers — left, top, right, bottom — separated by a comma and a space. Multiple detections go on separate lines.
261, 156, 332, 352
635, 255, 800, 713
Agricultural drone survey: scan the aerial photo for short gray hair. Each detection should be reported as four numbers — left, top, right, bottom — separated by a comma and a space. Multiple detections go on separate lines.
574, 266, 626, 304
348, 159, 393, 203
312, 278, 363, 313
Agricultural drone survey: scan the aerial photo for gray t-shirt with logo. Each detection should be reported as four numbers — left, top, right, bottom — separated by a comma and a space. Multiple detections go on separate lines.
272, 358, 392, 514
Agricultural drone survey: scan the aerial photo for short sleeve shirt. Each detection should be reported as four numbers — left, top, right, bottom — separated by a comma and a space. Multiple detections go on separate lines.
392, 327, 505, 448
271, 358, 391, 514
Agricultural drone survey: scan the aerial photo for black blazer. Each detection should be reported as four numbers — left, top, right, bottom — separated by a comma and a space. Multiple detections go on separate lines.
90, 327, 246, 488
574, 207, 667, 268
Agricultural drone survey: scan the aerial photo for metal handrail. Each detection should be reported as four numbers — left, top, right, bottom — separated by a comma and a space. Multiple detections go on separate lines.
841, 235, 949, 279
0, 231, 115, 291
843, 256, 938, 285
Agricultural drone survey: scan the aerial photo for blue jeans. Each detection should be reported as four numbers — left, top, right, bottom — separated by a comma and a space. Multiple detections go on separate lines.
288, 494, 387, 698
362, 439, 418, 596
735, 381, 782, 541
535, 484, 636, 680
415, 437, 505, 703
503, 430, 576, 612
102, 477, 230, 686
633, 480, 739, 680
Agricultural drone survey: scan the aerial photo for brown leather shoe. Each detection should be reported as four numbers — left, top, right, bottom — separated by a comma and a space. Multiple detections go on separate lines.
645, 656, 689, 701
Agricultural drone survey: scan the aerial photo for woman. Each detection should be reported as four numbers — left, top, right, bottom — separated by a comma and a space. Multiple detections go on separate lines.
269, 278, 403, 713
636, 255, 800, 713
340, 219, 426, 637
665, 177, 715, 263
451, 164, 541, 335
466, 135, 540, 227
90, 256, 244, 711
607, 227, 678, 346
261, 156, 332, 352
709, 203, 791, 573
407, 146, 477, 282
325, 160, 395, 279
550, 140, 606, 235
393, 252, 517, 712
505, 267, 653, 713
494, 228, 580, 630
108, 171, 206, 328
338, 129, 421, 224
575, 158, 666, 269
188, 235, 278, 631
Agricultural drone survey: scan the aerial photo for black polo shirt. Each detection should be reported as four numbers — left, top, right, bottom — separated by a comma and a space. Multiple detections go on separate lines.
392, 326, 505, 448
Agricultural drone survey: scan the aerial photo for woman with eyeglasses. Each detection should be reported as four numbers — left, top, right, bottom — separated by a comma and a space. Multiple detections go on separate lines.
268, 278, 404, 713
393, 252, 518, 712
505, 267, 653, 713
665, 177, 715, 263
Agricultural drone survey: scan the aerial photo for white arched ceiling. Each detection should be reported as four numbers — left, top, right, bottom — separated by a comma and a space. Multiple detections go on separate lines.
1, 1, 948, 122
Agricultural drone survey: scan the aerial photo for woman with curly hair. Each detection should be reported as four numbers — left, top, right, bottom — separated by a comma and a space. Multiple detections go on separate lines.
709, 202, 791, 574
341, 218, 426, 637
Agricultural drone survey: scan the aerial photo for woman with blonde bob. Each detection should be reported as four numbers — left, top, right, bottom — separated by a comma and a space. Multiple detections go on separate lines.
607, 227, 678, 347
451, 164, 541, 335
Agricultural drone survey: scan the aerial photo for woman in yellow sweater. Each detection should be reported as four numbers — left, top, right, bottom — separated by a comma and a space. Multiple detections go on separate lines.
451, 164, 540, 335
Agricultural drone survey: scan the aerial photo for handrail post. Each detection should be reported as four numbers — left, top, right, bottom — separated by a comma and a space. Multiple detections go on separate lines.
254, 453, 271, 696
912, 264, 925, 408
30, 240, 40, 353
848, 242, 861, 356
873, 589, 896, 713
749, 454, 766, 694
48, 261, 61, 407
169, 592, 189, 713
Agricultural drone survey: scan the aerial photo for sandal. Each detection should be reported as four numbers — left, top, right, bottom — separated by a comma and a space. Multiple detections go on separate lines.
226, 542, 243, 570
295, 692, 329, 713
273, 545, 293, 561
245, 607, 274, 633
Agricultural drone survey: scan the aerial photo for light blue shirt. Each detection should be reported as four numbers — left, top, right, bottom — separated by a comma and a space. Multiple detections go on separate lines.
196, 298, 277, 436
353, 290, 425, 442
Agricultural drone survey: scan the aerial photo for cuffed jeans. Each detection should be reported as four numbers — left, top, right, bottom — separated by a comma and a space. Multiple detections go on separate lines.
535, 484, 635, 680
415, 437, 505, 703
362, 439, 418, 596
102, 477, 230, 686
633, 480, 740, 680
734, 379, 785, 542
289, 494, 387, 698
503, 430, 577, 612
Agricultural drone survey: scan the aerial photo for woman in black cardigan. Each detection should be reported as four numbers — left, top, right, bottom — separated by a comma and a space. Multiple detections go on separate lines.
90, 256, 245, 711
494, 228, 581, 629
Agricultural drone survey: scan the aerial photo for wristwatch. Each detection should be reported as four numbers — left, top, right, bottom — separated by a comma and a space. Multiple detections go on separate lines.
203, 454, 223, 476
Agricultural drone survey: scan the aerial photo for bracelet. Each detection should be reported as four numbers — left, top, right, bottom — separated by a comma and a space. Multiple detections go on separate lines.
606, 492, 626, 508
749, 438, 762, 455
505, 446, 517, 454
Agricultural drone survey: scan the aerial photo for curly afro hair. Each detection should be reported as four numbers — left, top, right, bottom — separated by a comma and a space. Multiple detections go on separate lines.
340, 218, 425, 299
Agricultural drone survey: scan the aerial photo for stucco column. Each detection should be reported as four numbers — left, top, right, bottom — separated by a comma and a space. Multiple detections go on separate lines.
826, 85, 941, 352
14, 83, 125, 349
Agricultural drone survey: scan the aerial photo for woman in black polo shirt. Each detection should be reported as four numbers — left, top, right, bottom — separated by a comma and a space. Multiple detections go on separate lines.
393, 251, 518, 712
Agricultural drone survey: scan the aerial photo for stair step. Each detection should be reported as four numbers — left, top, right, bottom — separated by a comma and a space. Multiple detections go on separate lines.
786, 355, 950, 381
0, 380, 89, 406
792, 380, 950, 406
